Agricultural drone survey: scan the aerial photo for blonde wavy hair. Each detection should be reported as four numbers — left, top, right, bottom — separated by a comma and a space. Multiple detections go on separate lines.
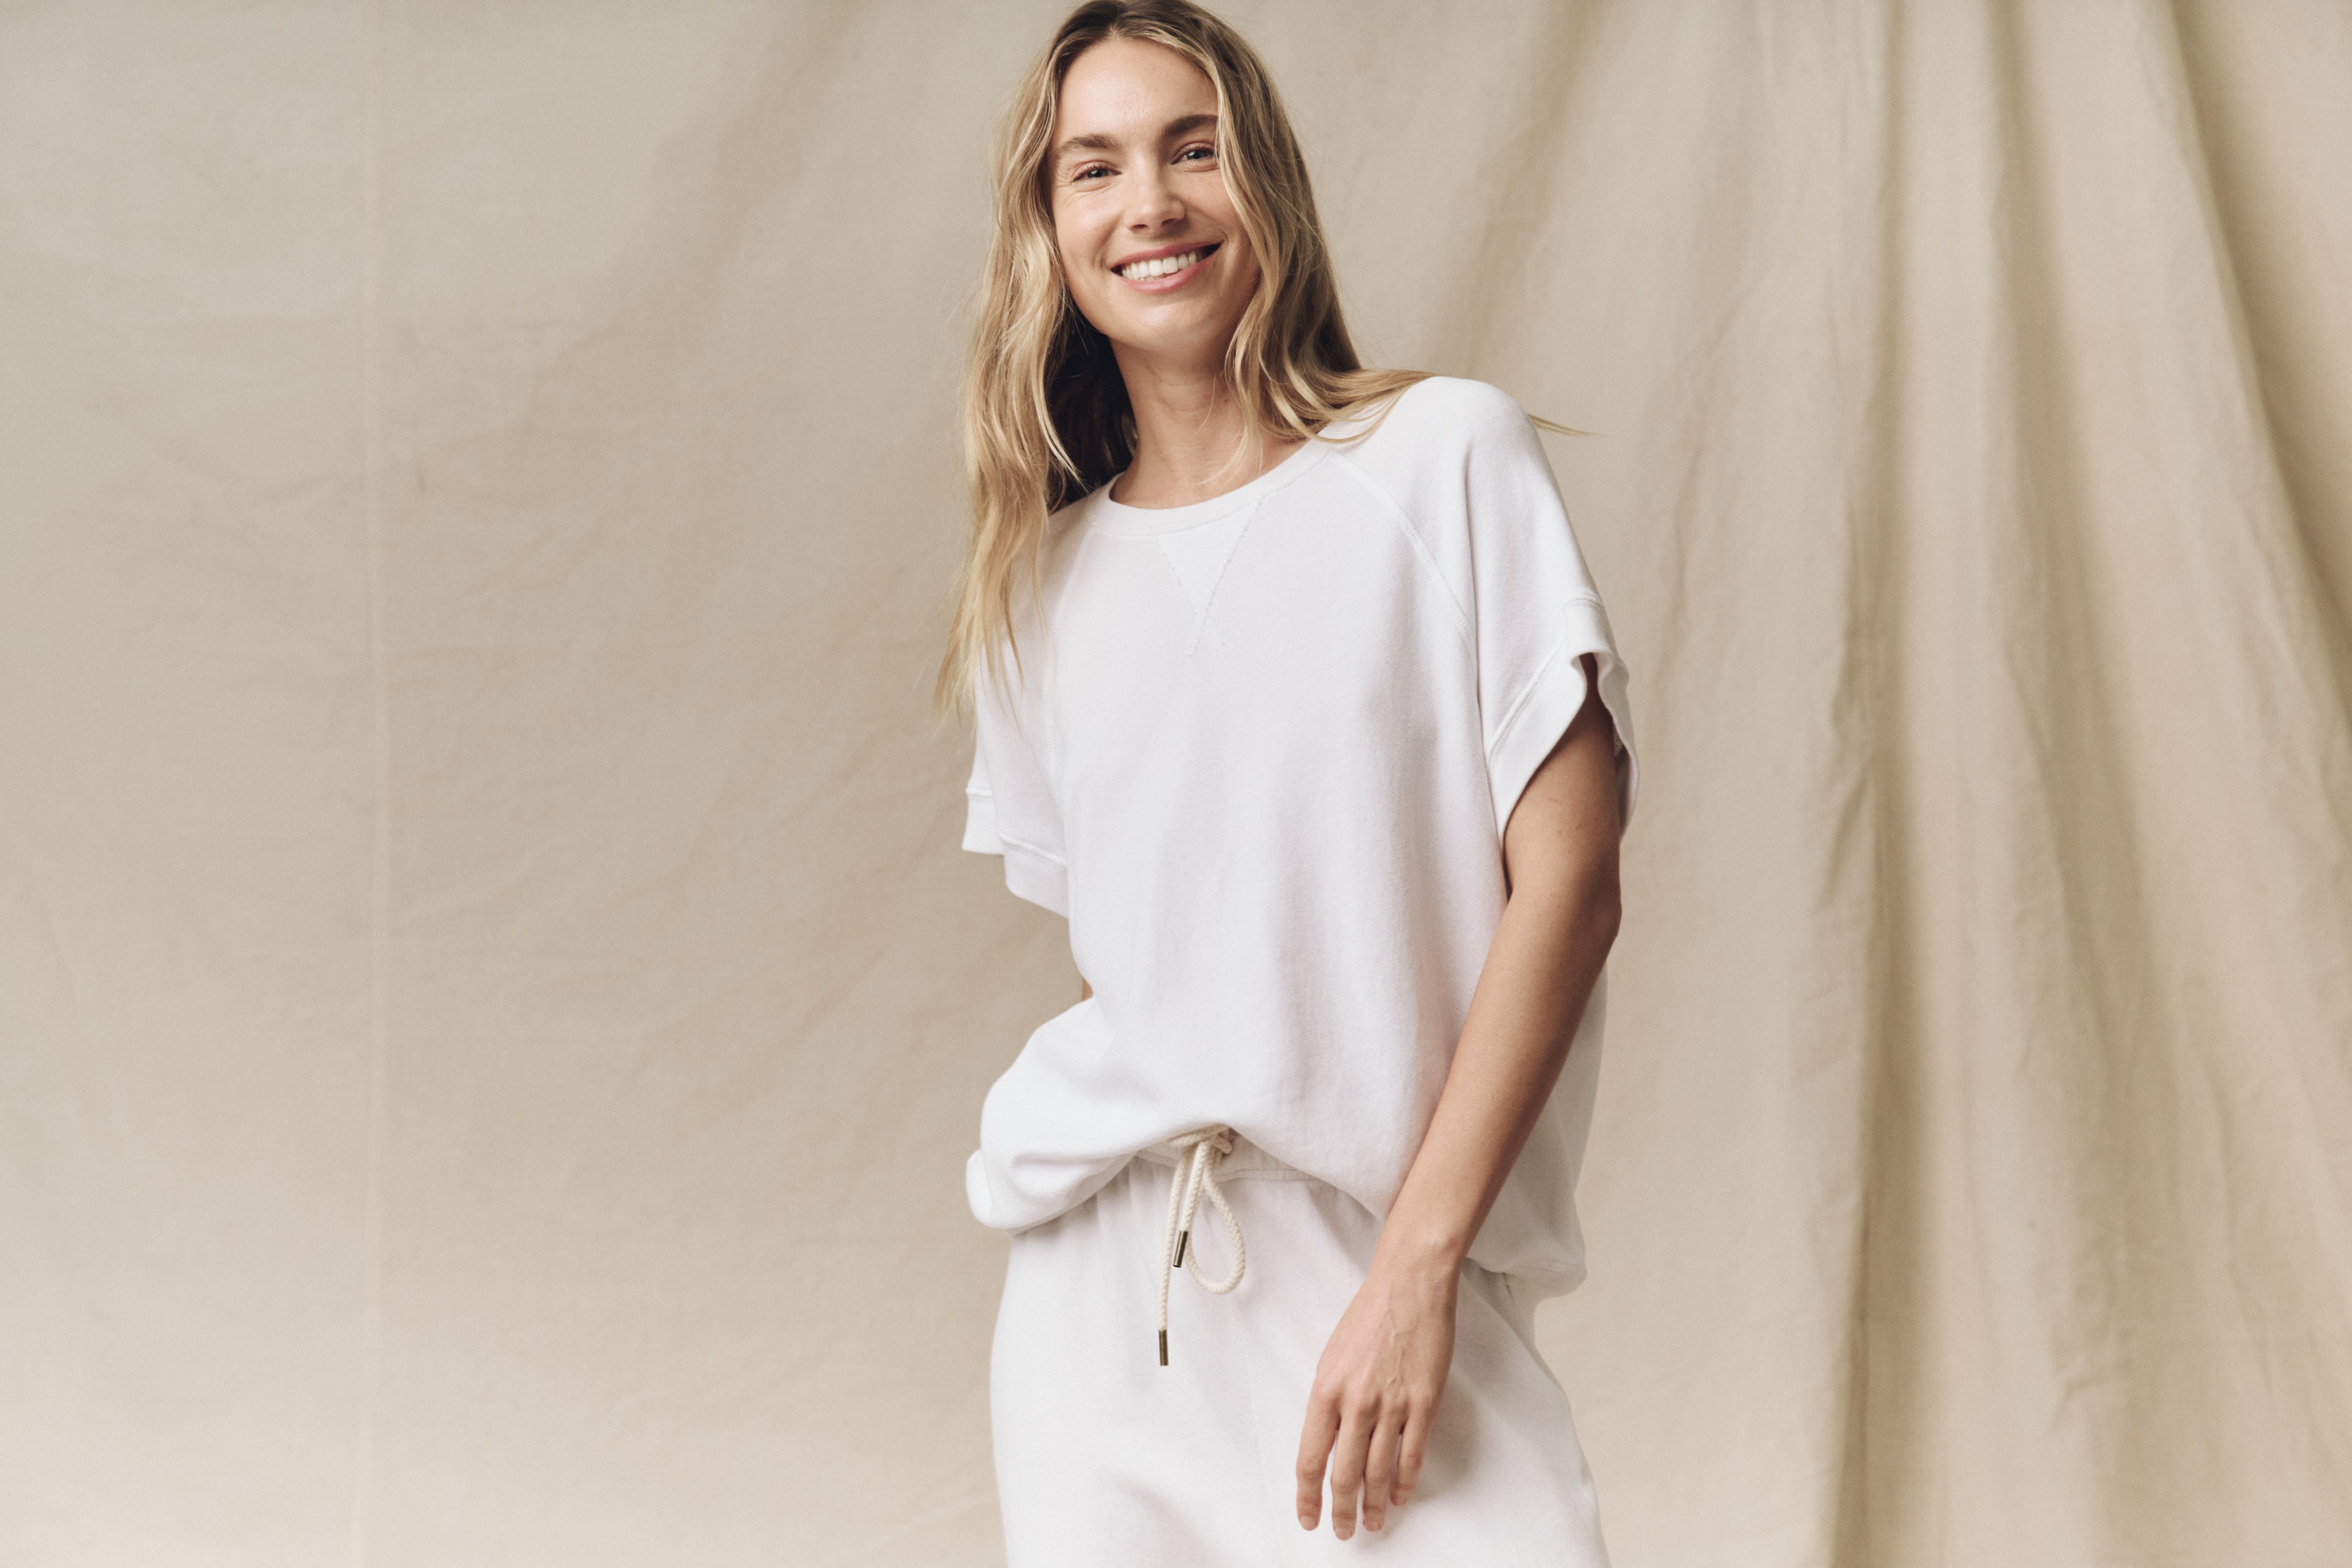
935, 0, 1448, 719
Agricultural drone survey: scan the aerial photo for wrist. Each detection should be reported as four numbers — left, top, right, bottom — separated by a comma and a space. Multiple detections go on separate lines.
1371, 1219, 1471, 1281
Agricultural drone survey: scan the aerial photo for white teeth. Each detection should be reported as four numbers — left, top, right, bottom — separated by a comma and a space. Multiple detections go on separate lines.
1121, 247, 1205, 279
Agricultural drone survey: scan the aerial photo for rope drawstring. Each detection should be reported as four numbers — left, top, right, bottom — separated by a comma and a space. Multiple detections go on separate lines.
1155, 1125, 1247, 1366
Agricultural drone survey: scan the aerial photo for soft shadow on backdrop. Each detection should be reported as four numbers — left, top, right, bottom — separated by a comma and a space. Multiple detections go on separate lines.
3, 2, 2347, 1564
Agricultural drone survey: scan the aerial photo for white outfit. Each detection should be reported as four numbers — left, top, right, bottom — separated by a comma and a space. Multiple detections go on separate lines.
991, 1131, 1609, 1565
962, 376, 1638, 1562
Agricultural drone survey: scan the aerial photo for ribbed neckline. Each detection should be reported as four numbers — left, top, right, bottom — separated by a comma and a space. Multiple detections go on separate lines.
1084, 437, 1331, 537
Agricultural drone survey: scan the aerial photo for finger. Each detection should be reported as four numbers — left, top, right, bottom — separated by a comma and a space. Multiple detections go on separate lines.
1361, 1406, 1404, 1531
1392, 1395, 1433, 1507
1326, 1402, 1374, 1540
1294, 1385, 1340, 1531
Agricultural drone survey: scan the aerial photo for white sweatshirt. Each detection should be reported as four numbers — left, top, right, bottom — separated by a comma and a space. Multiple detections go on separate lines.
961, 375, 1641, 1299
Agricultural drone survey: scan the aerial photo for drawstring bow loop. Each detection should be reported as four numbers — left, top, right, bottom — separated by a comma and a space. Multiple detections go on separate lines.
1154, 1125, 1247, 1366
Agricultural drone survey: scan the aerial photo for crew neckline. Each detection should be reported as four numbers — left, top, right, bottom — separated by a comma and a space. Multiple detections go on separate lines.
1085, 437, 1332, 537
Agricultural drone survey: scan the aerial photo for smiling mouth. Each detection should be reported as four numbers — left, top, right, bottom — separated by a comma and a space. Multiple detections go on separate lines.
1116, 243, 1219, 281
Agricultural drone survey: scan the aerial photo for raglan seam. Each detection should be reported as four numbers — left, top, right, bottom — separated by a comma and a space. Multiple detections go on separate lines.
1326, 450, 1475, 655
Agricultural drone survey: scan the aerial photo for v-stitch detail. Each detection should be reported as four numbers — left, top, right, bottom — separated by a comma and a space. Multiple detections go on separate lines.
1152, 502, 1259, 654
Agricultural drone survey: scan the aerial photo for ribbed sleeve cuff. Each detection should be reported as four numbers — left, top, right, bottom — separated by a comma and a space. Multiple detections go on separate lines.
1001, 841, 1070, 917
1485, 595, 1639, 841
962, 787, 1003, 853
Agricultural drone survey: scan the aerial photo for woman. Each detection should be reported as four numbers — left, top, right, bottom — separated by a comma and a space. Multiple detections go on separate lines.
938, 2, 1638, 1561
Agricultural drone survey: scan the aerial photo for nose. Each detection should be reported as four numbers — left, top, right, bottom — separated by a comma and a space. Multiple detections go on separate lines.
1125, 161, 1186, 234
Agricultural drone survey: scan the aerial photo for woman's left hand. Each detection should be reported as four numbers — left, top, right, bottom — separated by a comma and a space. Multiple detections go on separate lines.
1294, 1246, 1459, 1539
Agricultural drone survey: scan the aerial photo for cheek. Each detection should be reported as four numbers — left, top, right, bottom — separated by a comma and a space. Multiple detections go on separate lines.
1053, 230, 1118, 335
1220, 240, 1263, 304
1054, 219, 1105, 297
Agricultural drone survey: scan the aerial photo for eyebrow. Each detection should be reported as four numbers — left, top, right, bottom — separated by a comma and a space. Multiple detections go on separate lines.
1053, 111, 1218, 164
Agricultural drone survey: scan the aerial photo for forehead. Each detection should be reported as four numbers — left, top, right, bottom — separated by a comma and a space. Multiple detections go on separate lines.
1052, 36, 1217, 146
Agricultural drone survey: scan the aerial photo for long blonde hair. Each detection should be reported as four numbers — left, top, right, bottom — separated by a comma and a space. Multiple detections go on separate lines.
934, 0, 1438, 719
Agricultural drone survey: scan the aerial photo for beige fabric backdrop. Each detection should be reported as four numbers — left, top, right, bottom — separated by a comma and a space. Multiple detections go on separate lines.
4, 1, 2347, 1563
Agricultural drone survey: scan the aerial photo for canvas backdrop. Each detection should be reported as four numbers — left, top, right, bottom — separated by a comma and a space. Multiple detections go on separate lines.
3, 1, 2347, 1563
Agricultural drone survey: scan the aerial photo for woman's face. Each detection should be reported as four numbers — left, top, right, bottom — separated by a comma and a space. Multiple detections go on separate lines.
1047, 37, 1260, 377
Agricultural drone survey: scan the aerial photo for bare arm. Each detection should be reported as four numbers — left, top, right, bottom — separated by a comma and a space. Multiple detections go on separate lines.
1295, 653, 1623, 1539
1377, 651, 1622, 1270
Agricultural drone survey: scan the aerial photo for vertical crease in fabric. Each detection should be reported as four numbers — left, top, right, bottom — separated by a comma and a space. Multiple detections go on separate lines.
348, 1, 389, 1563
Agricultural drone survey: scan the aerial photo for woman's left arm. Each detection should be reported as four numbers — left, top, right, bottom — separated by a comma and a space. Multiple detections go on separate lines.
1294, 652, 1624, 1540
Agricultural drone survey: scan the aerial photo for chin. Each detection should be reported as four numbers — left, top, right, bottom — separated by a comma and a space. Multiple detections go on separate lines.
1110, 303, 1251, 358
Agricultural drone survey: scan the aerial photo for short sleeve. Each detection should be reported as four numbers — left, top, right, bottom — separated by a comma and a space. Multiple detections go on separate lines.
1460, 386, 1641, 841
961, 739, 1004, 854
962, 658, 1070, 917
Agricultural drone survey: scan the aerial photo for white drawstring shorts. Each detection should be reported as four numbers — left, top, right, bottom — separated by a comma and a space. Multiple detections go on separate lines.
988, 1126, 1612, 1566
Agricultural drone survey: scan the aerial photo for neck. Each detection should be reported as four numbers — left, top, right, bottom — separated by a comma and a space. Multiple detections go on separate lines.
1109, 343, 1301, 508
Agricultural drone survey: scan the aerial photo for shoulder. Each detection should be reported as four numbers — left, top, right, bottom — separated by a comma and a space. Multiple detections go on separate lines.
1016, 486, 1091, 572
1007, 490, 1095, 634
1044, 488, 1092, 543
1390, 374, 1531, 431
1325, 375, 1537, 461
1320, 376, 1546, 487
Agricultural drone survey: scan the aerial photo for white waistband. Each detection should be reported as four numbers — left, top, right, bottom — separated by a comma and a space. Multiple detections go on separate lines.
1132, 1129, 1316, 1180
